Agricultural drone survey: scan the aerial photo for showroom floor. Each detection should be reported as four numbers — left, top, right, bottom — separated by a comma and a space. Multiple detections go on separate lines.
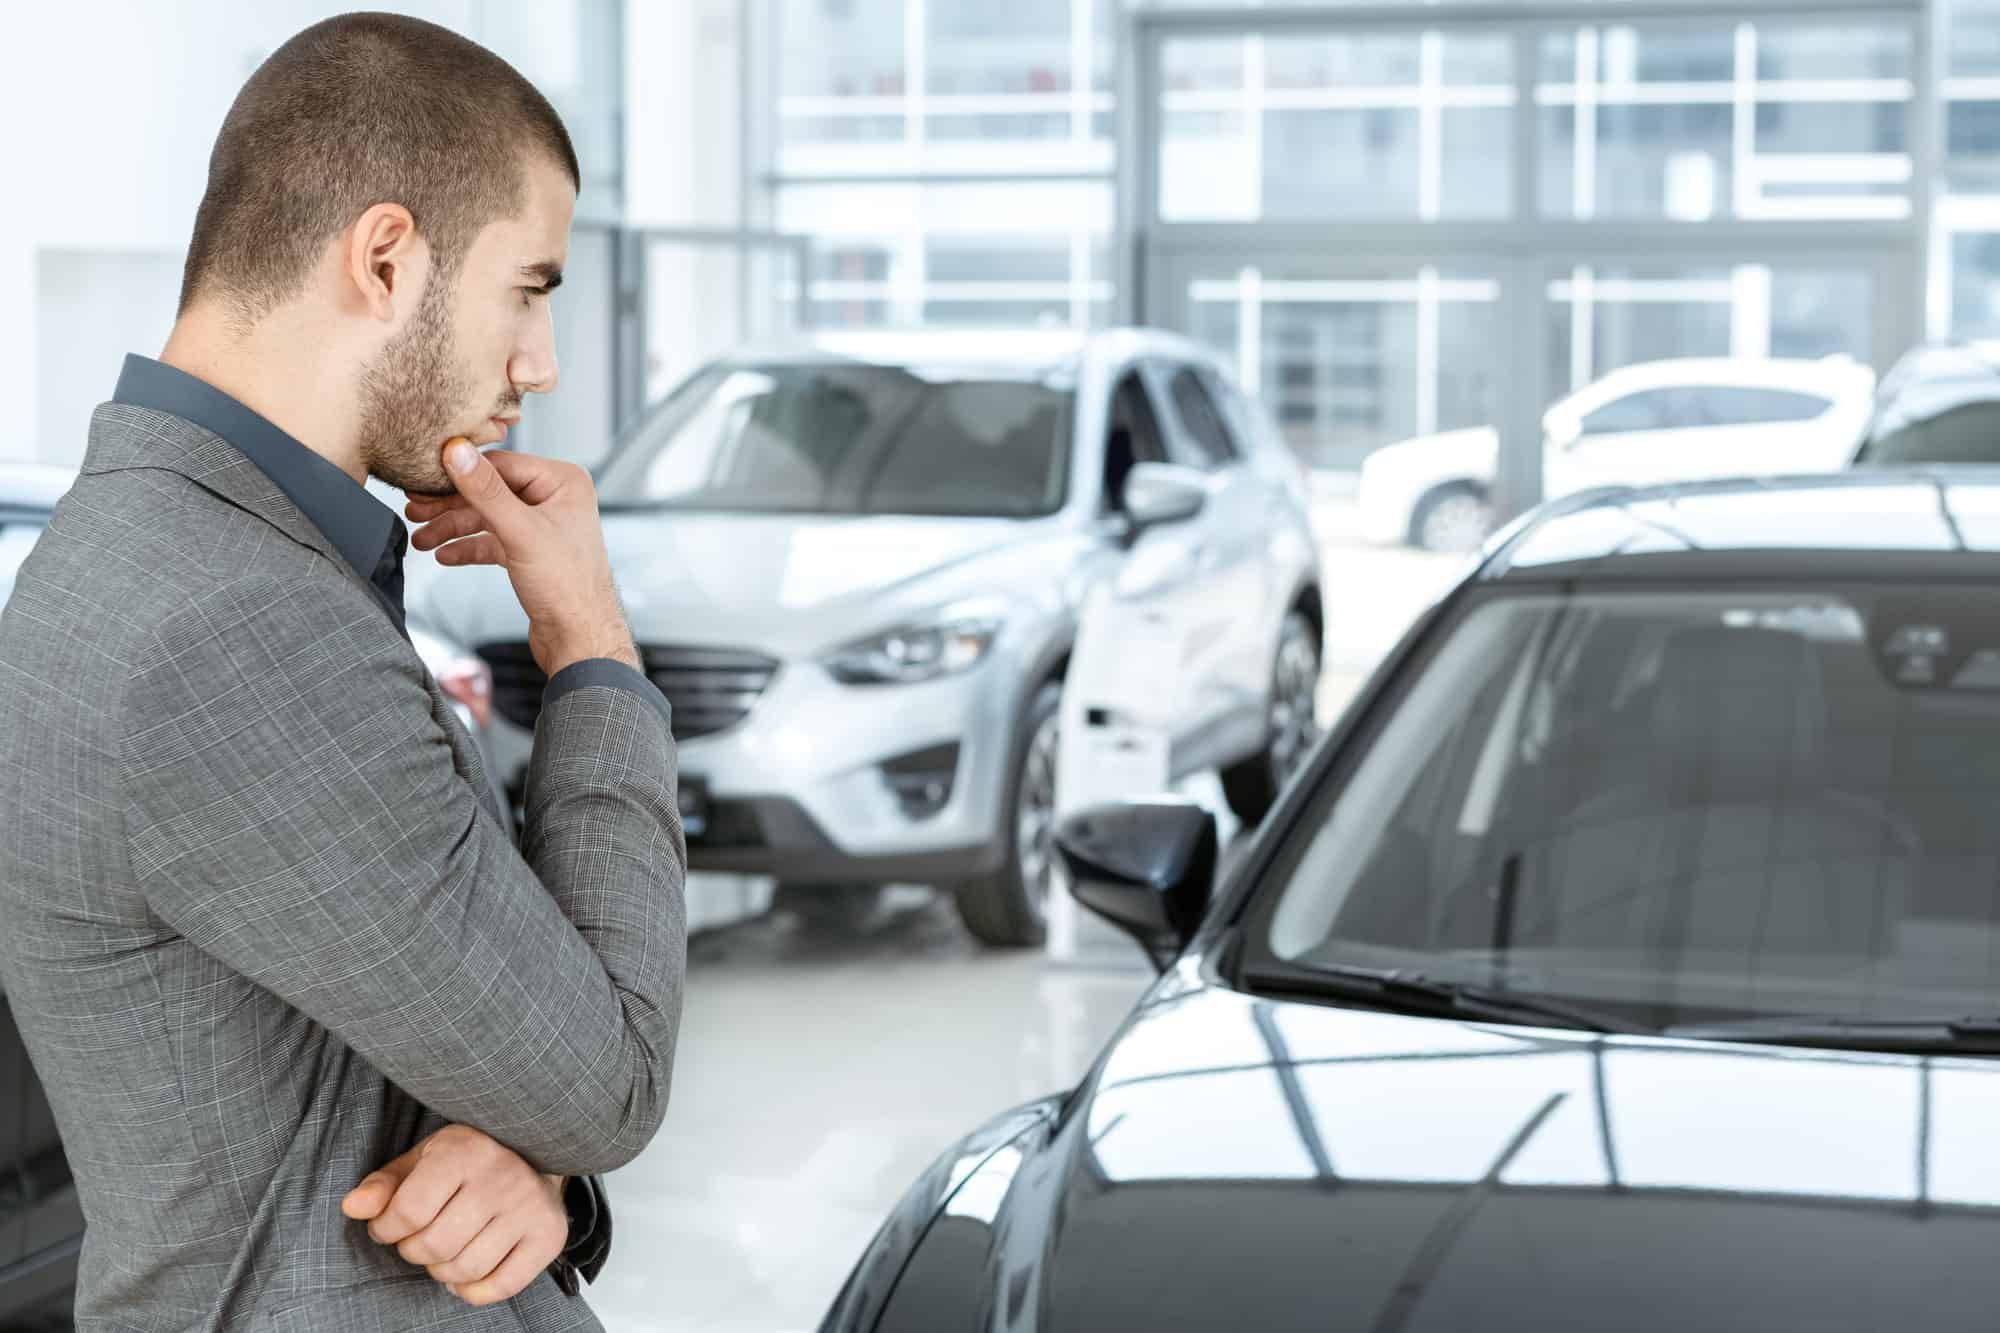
585, 492, 1463, 1333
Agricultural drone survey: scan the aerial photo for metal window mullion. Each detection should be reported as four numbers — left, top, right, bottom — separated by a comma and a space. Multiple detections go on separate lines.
1916, 0, 1947, 339
906, 0, 926, 152
1072, 0, 1094, 145
1420, 30, 1444, 222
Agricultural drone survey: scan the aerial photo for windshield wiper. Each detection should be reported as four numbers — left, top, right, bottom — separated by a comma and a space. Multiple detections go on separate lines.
1666, 1014, 2000, 1052
1242, 962, 1651, 1035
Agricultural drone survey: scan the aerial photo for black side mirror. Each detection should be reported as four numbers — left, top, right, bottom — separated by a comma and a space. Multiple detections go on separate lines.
1055, 798, 1217, 973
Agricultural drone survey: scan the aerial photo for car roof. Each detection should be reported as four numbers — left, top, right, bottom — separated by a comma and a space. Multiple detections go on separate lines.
0, 462, 76, 511
1588, 355, 1872, 395
1480, 469, 2000, 583
718, 325, 1219, 379
1868, 340, 2000, 432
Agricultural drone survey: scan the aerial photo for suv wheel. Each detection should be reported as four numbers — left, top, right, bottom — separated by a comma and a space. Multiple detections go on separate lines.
1410, 482, 1492, 552
1221, 610, 1322, 827
955, 680, 1063, 948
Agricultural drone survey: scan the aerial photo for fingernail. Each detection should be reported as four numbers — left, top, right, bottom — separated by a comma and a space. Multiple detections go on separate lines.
447, 441, 476, 474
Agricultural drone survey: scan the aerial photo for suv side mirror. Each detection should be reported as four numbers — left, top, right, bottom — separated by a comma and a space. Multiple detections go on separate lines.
1122, 462, 1209, 529
1055, 798, 1217, 972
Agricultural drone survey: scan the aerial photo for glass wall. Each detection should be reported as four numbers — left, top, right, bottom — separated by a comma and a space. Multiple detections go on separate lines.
769, 0, 1112, 329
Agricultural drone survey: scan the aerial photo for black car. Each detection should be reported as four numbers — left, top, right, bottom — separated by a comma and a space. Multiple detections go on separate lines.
1851, 341, 2000, 466
0, 475, 82, 1329
822, 472, 2000, 1333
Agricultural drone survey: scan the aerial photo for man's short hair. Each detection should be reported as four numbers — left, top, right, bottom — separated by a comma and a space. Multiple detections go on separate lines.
179, 12, 580, 323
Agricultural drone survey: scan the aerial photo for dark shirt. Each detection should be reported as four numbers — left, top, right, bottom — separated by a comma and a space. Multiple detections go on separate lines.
111, 354, 664, 726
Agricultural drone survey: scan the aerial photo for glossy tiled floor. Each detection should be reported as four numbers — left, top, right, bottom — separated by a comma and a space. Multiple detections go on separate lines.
586, 893, 1151, 1333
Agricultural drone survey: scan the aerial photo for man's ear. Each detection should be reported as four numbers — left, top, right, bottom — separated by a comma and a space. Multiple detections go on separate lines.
344, 202, 425, 322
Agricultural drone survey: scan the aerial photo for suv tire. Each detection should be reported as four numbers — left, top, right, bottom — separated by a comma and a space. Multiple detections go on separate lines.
955, 680, 1063, 948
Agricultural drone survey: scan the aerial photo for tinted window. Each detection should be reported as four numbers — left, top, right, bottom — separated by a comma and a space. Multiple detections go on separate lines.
1693, 386, 1831, 426
593, 364, 1074, 518
1163, 367, 1241, 468
1255, 583, 2000, 1030
1859, 401, 2000, 466
1578, 388, 1694, 436
1104, 373, 1169, 512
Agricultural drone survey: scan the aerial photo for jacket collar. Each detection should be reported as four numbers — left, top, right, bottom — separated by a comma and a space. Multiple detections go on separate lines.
82, 398, 353, 574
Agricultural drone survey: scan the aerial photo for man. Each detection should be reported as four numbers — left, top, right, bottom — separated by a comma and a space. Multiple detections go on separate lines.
0, 13, 685, 1330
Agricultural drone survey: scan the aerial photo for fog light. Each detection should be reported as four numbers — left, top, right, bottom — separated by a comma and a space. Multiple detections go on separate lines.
879, 742, 960, 820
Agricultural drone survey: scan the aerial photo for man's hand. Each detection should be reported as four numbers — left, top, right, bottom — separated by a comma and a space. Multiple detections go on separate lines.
406, 441, 639, 677
341, 1123, 570, 1307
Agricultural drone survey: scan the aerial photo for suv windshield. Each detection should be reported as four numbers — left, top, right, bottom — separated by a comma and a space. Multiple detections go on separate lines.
592, 362, 1074, 518
1252, 583, 2000, 1033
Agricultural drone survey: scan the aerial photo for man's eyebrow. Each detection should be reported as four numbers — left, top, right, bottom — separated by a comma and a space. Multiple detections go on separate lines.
519, 261, 564, 291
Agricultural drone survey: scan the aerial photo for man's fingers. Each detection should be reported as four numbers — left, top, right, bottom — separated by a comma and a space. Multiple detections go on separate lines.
366, 1162, 463, 1247
428, 1217, 521, 1287
433, 533, 507, 568
341, 1145, 420, 1221
410, 507, 489, 552
456, 1236, 558, 1307
477, 447, 582, 509
340, 1172, 399, 1222
441, 440, 534, 546
397, 1189, 497, 1269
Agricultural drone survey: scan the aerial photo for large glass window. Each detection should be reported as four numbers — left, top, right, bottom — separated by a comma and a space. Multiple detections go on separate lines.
1159, 31, 1515, 222
1545, 264, 1874, 400
776, 180, 1110, 329
772, 0, 1112, 331
1538, 22, 1913, 223
1184, 264, 1501, 467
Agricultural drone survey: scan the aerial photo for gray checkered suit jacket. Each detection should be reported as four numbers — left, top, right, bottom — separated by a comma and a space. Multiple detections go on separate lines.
0, 402, 687, 1330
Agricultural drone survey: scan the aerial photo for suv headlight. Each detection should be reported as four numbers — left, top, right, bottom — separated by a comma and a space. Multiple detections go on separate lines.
824, 607, 1004, 686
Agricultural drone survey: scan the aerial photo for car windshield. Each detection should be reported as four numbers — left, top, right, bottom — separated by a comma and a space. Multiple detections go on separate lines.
1253, 582, 2000, 1032
1858, 399, 2000, 466
592, 362, 1074, 518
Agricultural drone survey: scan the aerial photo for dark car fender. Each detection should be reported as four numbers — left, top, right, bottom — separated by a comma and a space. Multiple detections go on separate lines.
817, 1095, 1064, 1333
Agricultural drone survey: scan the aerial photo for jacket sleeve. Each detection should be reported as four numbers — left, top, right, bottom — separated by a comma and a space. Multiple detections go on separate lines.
120, 573, 686, 1176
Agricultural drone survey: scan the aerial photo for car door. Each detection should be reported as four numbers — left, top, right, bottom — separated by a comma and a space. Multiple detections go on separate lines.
1080, 365, 1219, 773
1143, 359, 1275, 771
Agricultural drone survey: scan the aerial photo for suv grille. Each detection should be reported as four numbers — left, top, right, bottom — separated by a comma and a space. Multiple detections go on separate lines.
478, 642, 780, 742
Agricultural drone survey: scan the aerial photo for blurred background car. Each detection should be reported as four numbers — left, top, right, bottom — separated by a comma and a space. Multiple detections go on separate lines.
408, 328, 1325, 947
1359, 356, 1877, 550
1850, 341, 2000, 468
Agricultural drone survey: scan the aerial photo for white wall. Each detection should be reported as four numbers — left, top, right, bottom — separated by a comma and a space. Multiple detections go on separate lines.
3, 0, 615, 466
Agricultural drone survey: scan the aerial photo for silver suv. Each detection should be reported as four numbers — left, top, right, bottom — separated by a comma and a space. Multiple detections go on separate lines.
409, 328, 1324, 946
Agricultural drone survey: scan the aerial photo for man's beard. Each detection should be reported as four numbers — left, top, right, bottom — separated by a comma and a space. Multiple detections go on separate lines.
357, 268, 482, 498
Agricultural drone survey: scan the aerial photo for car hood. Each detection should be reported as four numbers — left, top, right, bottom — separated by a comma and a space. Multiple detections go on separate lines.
916, 976, 2000, 1332
407, 510, 1055, 656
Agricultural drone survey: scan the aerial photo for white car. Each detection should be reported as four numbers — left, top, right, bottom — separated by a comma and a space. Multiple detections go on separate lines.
1360, 356, 1878, 551
410, 328, 1326, 947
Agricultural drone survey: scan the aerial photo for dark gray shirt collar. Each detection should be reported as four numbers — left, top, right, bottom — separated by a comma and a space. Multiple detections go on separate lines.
111, 354, 406, 594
